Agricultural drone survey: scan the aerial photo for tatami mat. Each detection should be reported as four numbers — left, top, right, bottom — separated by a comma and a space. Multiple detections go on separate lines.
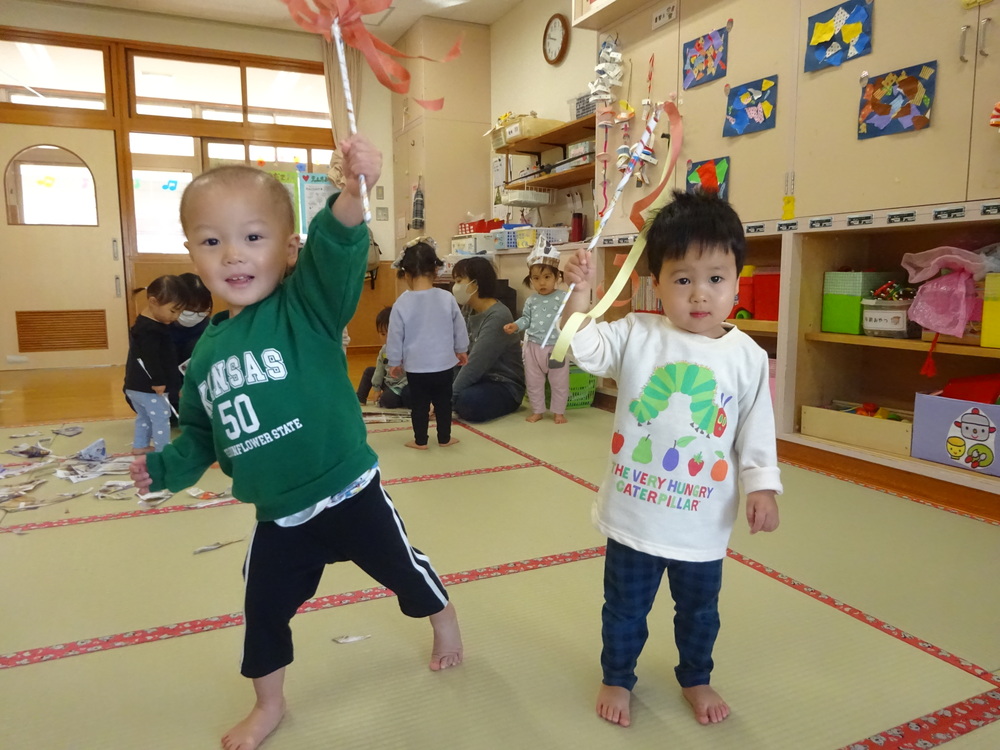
2, 407, 999, 749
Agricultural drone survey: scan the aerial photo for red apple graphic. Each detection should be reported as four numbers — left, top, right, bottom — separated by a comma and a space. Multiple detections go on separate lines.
611, 431, 625, 455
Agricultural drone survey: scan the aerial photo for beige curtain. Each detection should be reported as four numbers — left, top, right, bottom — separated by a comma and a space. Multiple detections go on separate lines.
323, 39, 363, 187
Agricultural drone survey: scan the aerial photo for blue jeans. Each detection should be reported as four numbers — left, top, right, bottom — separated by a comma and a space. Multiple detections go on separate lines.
453, 381, 521, 423
125, 389, 172, 452
601, 538, 723, 690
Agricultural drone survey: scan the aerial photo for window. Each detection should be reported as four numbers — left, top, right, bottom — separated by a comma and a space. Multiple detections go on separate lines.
132, 55, 241, 120
0, 41, 106, 110
4, 146, 97, 226
206, 141, 247, 168
246, 67, 330, 128
132, 170, 193, 254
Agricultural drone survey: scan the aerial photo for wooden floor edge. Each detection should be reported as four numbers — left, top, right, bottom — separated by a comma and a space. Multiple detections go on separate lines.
778, 439, 999, 523
593, 393, 997, 523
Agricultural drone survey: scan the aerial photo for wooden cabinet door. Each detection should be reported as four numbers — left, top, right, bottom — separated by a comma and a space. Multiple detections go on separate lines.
793, 0, 976, 216
675, 0, 799, 223
967, 10, 1000, 200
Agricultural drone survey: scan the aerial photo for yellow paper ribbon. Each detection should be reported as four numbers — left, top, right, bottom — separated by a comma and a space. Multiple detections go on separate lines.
551, 102, 685, 362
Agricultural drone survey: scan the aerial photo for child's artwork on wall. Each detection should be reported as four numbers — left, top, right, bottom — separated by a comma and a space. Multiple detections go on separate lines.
687, 157, 730, 200
857, 61, 935, 139
682, 28, 728, 89
804, 1, 873, 71
723, 77, 778, 137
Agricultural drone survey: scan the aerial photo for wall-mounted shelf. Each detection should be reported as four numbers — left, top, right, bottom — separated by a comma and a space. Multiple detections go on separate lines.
729, 319, 779, 335
571, 0, 656, 31
506, 164, 594, 191
804, 332, 1000, 360
494, 114, 596, 156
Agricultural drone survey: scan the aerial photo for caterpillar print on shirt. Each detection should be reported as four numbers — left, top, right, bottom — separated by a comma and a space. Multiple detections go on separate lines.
629, 361, 731, 437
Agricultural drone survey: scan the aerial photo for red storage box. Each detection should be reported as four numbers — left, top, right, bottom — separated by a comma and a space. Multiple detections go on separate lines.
730, 276, 755, 319
753, 271, 780, 321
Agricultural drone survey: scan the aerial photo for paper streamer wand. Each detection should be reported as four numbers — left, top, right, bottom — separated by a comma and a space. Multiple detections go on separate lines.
331, 16, 371, 224
548, 101, 685, 362
540, 105, 663, 348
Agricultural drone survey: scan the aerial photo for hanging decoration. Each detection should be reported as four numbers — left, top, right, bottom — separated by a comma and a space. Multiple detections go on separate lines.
590, 38, 625, 221
682, 25, 728, 89
723, 76, 779, 137
858, 62, 936, 139
280, 0, 462, 111
804, 0, 873, 72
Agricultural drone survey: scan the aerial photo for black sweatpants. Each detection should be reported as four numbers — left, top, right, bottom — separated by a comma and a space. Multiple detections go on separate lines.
240, 474, 449, 678
406, 368, 455, 446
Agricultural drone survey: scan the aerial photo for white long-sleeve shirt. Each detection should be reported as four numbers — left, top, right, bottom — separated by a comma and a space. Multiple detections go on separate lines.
571, 313, 782, 562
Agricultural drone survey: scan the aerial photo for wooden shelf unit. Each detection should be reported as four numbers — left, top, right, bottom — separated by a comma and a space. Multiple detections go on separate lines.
571, 0, 657, 31
494, 114, 596, 157
505, 164, 594, 191
804, 332, 1000, 360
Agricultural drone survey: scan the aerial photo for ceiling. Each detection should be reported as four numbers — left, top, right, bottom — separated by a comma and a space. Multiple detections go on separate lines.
52, 0, 524, 43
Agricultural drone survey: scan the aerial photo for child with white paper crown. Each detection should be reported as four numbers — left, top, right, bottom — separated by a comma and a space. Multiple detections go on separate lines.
503, 237, 571, 423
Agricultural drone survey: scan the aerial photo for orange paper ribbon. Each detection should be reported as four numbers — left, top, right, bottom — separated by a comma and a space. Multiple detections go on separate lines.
281, 0, 461, 110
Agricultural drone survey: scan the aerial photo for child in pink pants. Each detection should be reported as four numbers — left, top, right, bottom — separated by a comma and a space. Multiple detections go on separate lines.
503, 239, 571, 423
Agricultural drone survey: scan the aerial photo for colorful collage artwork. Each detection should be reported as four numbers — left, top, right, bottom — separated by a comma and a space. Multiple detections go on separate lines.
687, 157, 730, 200
858, 61, 936, 139
723, 76, 778, 137
682, 28, 728, 89
804, 1, 873, 71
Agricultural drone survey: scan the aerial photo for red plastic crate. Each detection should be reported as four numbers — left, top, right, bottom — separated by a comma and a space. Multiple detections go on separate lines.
458, 219, 503, 235
753, 272, 780, 321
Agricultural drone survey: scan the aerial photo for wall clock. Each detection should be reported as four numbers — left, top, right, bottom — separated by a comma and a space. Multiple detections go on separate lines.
543, 13, 569, 66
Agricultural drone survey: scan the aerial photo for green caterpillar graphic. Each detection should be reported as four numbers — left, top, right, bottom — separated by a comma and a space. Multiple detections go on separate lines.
629, 362, 730, 437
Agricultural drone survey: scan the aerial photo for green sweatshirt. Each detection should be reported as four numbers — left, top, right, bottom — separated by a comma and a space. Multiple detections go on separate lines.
145, 195, 377, 521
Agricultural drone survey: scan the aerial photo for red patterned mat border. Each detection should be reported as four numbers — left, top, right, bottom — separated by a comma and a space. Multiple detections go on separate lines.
837, 689, 1000, 749
728, 550, 1000, 688
1, 463, 540, 533
0, 547, 605, 669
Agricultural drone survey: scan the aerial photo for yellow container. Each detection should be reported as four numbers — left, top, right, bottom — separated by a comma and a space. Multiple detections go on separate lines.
981, 273, 1000, 348
800, 405, 913, 456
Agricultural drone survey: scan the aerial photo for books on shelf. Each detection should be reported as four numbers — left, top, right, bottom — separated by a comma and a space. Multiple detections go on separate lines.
632, 276, 662, 313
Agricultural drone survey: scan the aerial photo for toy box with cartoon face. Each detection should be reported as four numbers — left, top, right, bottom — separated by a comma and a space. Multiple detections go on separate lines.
911, 393, 1000, 477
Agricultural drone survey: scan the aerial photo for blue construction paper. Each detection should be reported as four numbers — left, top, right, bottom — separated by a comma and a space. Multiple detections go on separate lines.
683, 28, 728, 89
857, 61, 936, 139
723, 76, 778, 137
804, 1, 874, 72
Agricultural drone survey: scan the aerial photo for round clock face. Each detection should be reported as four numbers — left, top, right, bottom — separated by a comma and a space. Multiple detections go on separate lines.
543, 14, 568, 65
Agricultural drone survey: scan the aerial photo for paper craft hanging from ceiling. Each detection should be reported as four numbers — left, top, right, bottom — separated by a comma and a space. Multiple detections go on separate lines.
687, 157, 730, 200
804, 0, 873, 72
682, 28, 728, 89
723, 76, 778, 137
857, 61, 935, 139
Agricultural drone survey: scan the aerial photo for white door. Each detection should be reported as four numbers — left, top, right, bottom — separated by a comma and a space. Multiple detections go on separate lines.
0, 124, 127, 370
967, 9, 1000, 200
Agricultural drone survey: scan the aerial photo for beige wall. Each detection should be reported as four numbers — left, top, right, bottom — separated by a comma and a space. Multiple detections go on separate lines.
490, 0, 598, 229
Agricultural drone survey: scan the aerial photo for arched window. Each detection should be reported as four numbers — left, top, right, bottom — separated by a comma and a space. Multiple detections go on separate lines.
4, 145, 98, 226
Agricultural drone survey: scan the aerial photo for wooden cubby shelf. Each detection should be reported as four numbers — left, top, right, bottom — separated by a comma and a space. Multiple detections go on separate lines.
505, 164, 594, 191
494, 113, 596, 157
805, 332, 1000, 360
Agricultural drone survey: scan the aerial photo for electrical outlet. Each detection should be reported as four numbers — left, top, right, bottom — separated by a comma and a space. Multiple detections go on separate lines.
652, 3, 677, 30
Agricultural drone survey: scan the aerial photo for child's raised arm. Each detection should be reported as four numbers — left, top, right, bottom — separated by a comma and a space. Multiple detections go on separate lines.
560, 248, 597, 328
332, 135, 382, 228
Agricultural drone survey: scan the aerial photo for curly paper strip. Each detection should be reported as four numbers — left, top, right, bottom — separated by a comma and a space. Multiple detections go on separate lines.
550, 102, 684, 363
280, 0, 461, 110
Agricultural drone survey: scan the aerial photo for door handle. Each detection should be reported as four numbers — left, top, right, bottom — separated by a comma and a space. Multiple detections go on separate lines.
112, 238, 119, 260
961, 24, 971, 61
980, 17, 991, 57
115, 275, 122, 298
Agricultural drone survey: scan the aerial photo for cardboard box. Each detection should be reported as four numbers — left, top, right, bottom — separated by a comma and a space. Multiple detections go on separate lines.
800, 405, 913, 456
821, 271, 895, 334
911, 393, 1000, 477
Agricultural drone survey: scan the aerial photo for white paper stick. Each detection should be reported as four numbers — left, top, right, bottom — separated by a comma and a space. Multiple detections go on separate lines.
541, 106, 663, 347
332, 17, 372, 225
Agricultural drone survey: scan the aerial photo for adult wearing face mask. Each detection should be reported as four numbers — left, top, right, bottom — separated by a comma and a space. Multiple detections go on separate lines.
450, 257, 526, 422
169, 273, 214, 364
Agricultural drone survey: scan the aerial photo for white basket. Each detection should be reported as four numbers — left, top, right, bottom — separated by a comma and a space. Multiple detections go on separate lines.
501, 186, 552, 207
537, 226, 570, 245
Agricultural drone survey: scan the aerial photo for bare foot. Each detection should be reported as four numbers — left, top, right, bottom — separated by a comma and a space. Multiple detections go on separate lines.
428, 602, 463, 671
525, 413, 543, 423
553, 414, 567, 424
596, 684, 631, 727
221, 699, 285, 750
405, 441, 428, 450
438, 438, 460, 447
682, 684, 730, 725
